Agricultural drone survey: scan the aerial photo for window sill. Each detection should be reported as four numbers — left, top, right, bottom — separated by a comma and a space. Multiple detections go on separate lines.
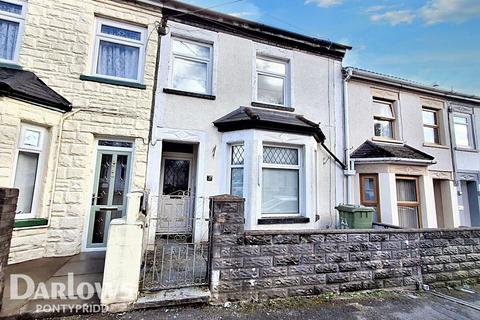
14, 218, 48, 229
163, 88, 216, 100
251, 101, 295, 112
455, 147, 479, 153
258, 217, 310, 225
371, 136, 404, 144
80, 75, 146, 89
423, 143, 449, 149
0, 62, 22, 70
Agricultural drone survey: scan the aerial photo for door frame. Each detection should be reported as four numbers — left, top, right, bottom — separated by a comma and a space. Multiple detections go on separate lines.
82, 139, 135, 252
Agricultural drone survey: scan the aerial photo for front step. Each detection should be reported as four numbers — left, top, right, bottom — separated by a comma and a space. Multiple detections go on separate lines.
135, 286, 211, 309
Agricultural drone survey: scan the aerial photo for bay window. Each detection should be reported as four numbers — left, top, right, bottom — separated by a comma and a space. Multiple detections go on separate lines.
92, 18, 146, 82
261, 146, 300, 215
255, 56, 289, 106
229, 144, 244, 197
0, 0, 26, 63
396, 177, 420, 228
13, 124, 47, 218
171, 37, 213, 94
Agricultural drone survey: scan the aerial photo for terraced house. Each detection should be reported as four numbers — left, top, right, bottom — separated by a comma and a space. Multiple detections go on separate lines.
0, 0, 161, 263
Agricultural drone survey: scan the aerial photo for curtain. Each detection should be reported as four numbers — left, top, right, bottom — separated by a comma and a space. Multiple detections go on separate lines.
97, 40, 139, 80
0, 19, 19, 60
398, 206, 419, 228
13, 151, 39, 214
396, 179, 417, 202
262, 168, 299, 214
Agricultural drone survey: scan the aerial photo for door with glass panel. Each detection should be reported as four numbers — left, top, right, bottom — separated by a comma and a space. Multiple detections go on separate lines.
158, 154, 194, 234
87, 144, 132, 248
360, 174, 381, 222
396, 177, 421, 228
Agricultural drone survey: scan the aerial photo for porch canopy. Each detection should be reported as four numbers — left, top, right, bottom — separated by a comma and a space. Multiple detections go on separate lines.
351, 140, 436, 165
213, 106, 326, 143
0, 67, 72, 112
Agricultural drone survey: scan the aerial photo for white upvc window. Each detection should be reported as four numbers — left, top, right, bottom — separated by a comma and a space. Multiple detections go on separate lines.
0, 0, 26, 64
13, 124, 48, 219
255, 56, 290, 107
229, 144, 244, 198
261, 145, 301, 215
170, 37, 213, 94
453, 114, 475, 149
91, 18, 147, 83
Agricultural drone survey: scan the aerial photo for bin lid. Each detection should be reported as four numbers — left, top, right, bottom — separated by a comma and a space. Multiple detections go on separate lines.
335, 204, 375, 213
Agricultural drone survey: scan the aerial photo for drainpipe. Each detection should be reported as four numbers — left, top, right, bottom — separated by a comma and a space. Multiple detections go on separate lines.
46, 108, 82, 227
343, 68, 354, 204
446, 103, 459, 187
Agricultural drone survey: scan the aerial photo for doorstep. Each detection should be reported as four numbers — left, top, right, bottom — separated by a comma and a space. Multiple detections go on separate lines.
135, 286, 210, 310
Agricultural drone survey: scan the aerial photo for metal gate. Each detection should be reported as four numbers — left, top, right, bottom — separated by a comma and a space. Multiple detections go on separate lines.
140, 194, 211, 291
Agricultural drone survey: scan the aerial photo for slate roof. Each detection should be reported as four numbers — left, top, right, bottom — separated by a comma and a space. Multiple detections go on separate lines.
0, 67, 72, 112
351, 140, 435, 162
213, 107, 326, 143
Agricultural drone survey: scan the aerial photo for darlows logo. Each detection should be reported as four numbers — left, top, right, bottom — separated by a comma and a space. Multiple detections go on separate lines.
10, 273, 102, 301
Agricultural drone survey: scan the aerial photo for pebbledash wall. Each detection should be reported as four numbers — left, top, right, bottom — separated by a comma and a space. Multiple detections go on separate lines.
5, 0, 161, 263
210, 196, 480, 302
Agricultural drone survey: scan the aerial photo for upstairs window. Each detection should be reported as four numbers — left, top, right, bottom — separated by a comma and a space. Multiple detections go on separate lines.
92, 18, 146, 82
261, 145, 300, 215
453, 114, 474, 149
422, 108, 440, 144
373, 100, 395, 139
0, 0, 26, 63
13, 124, 48, 218
171, 37, 212, 94
256, 57, 289, 106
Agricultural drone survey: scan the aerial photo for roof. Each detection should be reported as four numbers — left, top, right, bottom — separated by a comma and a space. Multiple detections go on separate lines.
351, 140, 435, 162
345, 67, 480, 104
0, 67, 72, 112
213, 107, 326, 143
149, 1, 351, 59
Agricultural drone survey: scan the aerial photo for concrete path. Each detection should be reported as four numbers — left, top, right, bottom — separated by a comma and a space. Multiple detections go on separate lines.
47, 289, 480, 320
0, 252, 105, 318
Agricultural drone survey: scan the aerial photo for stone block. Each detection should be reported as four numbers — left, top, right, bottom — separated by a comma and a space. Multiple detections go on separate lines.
272, 276, 300, 287
314, 243, 337, 253
338, 262, 361, 272
273, 234, 300, 244
244, 278, 273, 290
348, 234, 369, 242
350, 252, 371, 261
350, 271, 371, 281
244, 257, 273, 268
340, 282, 363, 292
288, 265, 315, 275
371, 251, 391, 260
301, 254, 325, 264
326, 253, 348, 263
315, 263, 339, 273
338, 243, 362, 252
326, 273, 349, 284
301, 274, 326, 285
467, 253, 480, 261
457, 246, 473, 254
213, 258, 243, 269
389, 233, 409, 241
384, 277, 404, 288
288, 286, 316, 297
261, 245, 288, 256
221, 268, 259, 280
289, 243, 314, 255
325, 234, 348, 242
444, 263, 460, 271
381, 241, 402, 250
245, 235, 272, 245
261, 266, 288, 277
274, 255, 301, 266
230, 245, 260, 257
370, 234, 388, 242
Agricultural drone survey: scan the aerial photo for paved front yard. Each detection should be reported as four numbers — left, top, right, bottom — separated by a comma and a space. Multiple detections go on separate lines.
49, 289, 480, 320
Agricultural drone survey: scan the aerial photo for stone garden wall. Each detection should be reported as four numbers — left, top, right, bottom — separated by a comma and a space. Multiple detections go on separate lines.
209, 195, 480, 303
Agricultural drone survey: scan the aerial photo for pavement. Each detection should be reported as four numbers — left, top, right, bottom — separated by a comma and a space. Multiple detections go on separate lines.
0, 252, 105, 318
46, 288, 480, 320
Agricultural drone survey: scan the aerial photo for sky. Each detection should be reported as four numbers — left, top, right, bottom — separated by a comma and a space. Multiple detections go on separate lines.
180, 0, 480, 95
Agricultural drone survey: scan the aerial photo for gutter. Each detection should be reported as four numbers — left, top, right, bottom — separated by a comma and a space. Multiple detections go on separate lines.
347, 68, 480, 104
352, 157, 437, 165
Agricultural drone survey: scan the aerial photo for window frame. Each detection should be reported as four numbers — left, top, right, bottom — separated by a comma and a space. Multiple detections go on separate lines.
453, 113, 475, 149
12, 123, 48, 219
169, 36, 213, 95
360, 174, 381, 222
372, 99, 396, 139
0, 0, 27, 64
422, 107, 441, 144
90, 17, 147, 83
261, 144, 302, 216
254, 55, 290, 108
228, 143, 245, 198
396, 176, 422, 228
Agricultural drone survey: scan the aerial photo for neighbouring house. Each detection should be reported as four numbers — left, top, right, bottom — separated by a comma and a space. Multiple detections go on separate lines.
450, 101, 480, 227
344, 67, 480, 229
0, 0, 161, 264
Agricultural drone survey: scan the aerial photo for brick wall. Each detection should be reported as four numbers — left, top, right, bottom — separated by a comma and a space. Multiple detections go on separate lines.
0, 188, 18, 310
209, 195, 480, 303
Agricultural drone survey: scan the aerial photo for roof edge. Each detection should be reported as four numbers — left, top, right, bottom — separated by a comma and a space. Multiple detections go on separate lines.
345, 67, 480, 104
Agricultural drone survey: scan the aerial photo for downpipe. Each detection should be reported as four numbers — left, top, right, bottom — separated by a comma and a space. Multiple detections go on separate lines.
343, 68, 355, 204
